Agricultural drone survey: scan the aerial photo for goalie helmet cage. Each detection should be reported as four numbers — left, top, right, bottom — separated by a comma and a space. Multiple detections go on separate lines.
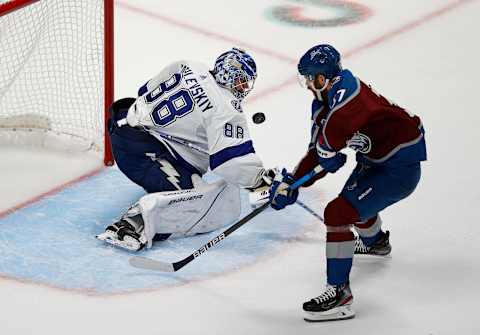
0, 0, 114, 165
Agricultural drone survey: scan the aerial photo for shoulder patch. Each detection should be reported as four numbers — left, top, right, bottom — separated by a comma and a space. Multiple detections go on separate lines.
231, 100, 243, 113
327, 69, 360, 110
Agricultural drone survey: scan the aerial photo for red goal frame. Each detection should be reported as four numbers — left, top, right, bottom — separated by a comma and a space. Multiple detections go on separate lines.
0, 0, 115, 165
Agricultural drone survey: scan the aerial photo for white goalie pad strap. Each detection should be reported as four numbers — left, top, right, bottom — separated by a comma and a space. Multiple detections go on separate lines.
138, 178, 241, 247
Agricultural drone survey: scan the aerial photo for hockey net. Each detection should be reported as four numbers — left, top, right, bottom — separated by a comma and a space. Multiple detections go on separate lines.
0, 0, 114, 164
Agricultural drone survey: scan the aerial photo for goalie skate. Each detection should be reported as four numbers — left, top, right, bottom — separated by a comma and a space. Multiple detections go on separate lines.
96, 230, 144, 252
96, 215, 147, 252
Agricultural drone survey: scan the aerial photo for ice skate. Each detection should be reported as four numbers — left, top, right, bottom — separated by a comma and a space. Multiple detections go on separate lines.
354, 230, 391, 256
303, 282, 355, 322
96, 214, 147, 252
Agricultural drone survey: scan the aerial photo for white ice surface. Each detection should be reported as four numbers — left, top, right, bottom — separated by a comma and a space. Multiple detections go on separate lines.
1, 0, 480, 334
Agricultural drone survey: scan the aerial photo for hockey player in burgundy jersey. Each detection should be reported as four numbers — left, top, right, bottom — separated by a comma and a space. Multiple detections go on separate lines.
269, 44, 427, 322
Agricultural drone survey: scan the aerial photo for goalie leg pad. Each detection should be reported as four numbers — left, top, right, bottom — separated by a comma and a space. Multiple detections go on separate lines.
139, 178, 241, 246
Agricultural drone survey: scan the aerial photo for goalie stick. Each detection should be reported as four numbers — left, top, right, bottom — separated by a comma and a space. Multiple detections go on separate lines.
129, 165, 324, 272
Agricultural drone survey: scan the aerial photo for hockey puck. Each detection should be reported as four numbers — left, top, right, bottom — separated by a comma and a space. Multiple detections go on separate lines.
252, 112, 265, 124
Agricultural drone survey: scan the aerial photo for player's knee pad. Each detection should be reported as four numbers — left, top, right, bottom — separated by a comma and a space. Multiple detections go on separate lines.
324, 196, 360, 229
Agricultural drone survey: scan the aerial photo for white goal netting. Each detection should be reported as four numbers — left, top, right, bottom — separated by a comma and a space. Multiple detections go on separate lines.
0, 0, 112, 158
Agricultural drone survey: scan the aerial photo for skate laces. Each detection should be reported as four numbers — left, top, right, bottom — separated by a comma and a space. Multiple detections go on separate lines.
354, 237, 369, 253
313, 285, 337, 303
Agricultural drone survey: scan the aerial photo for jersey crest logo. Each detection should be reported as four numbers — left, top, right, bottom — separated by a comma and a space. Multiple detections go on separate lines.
347, 132, 371, 154
310, 49, 327, 62
231, 100, 243, 113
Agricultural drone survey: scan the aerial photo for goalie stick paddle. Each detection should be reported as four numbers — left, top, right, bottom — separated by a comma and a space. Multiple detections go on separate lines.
129, 165, 324, 272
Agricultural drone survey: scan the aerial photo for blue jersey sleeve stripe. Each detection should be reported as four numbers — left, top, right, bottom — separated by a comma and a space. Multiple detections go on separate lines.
210, 141, 255, 170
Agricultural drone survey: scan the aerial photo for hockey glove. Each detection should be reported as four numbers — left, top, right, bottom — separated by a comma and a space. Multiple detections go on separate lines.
248, 168, 279, 208
269, 168, 299, 210
247, 168, 278, 191
316, 141, 347, 173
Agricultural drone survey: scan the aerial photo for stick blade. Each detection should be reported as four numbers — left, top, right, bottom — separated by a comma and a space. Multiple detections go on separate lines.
129, 256, 175, 272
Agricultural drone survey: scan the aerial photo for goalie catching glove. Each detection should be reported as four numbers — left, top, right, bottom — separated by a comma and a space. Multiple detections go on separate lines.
248, 168, 279, 208
248, 168, 278, 190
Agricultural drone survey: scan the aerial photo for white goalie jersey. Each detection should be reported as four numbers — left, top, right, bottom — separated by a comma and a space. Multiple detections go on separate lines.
125, 60, 264, 188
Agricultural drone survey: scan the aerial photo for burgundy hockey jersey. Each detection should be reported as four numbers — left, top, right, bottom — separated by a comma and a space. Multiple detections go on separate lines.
294, 69, 427, 182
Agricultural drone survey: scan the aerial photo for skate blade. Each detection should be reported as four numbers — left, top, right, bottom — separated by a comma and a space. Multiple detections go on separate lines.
354, 252, 392, 258
304, 305, 355, 322
96, 232, 141, 252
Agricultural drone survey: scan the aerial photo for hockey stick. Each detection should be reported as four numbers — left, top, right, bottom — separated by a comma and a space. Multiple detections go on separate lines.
129, 165, 324, 272
296, 199, 324, 222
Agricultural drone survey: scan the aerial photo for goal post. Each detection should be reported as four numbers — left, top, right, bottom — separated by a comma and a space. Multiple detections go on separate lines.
0, 0, 114, 165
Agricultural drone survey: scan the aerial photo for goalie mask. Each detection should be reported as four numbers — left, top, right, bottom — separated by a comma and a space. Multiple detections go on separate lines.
213, 48, 257, 100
